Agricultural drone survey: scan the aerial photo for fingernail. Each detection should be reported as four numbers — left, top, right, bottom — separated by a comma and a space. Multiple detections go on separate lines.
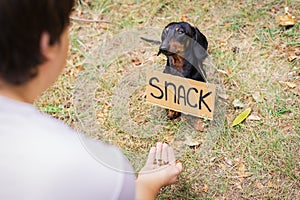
156, 142, 162, 147
176, 162, 183, 172
150, 147, 156, 153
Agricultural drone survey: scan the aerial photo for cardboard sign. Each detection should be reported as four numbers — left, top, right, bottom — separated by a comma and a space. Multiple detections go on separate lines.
146, 70, 216, 120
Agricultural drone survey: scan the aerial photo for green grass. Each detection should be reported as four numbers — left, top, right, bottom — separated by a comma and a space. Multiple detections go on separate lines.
36, 0, 300, 199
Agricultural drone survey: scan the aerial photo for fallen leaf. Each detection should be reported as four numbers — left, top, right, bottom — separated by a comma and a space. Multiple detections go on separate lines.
219, 40, 228, 49
218, 93, 229, 100
232, 108, 252, 127
237, 161, 246, 182
193, 119, 205, 131
232, 99, 245, 108
256, 182, 264, 189
202, 3, 210, 11
267, 180, 279, 189
241, 172, 253, 178
76, 65, 85, 72
131, 57, 141, 65
225, 157, 233, 166
99, 24, 109, 30
225, 114, 231, 124
248, 114, 261, 121
234, 182, 243, 190
202, 184, 209, 192
277, 14, 296, 26
252, 91, 263, 102
286, 82, 297, 88
277, 7, 296, 27
210, 157, 217, 162
184, 135, 201, 147
217, 69, 229, 76
279, 81, 297, 89
227, 67, 232, 75
180, 15, 187, 22
287, 55, 297, 62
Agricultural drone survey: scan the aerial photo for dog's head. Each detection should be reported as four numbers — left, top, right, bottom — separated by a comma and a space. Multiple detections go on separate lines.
157, 22, 208, 62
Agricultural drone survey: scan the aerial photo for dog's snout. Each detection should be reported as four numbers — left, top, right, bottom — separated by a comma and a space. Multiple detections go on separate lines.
158, 41, 171, 56
159, 42, 169, 51
158, 44, 168, 56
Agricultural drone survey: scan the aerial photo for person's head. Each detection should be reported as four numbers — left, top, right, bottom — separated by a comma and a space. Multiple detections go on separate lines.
0, 0, 74, 86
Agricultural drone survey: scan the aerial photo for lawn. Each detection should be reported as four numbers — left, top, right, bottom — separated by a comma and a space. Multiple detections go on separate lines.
36, 0, 299, 199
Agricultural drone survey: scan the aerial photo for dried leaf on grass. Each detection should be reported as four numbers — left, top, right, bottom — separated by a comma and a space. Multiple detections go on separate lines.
279, 81, 297, 89
252, 91, 263, 103
232, 99, 244, 108
237, 164, 253, 179
277, 7, 296, 27
218, 93, 229, 100
287, 55, 297, 62
285, 46, 299, 62
131, 57, 142, 66
193, 119, 206, 131
267, 180, 279, 189
180, 15, 187, 22
256, 182, 264, 189
217, 69, 229, 76
202, 184, 209, 192
76, 65, 85, 72
184, 135, 201, 147
232, 108, 251, 127
248, 114, 261, 121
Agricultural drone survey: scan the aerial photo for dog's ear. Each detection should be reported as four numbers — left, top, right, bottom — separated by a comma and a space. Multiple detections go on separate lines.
193, 26, 208, 50
191, 26, 208, 61
188, 26, 208, 82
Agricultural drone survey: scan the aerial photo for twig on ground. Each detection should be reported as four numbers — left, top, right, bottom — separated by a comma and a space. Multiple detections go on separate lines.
70, 17, 110, 23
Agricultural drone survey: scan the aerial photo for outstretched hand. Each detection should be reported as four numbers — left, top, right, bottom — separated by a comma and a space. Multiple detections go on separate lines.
136, 142, 183, 200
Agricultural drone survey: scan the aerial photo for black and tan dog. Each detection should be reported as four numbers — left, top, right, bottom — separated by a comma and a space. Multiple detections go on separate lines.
157, 22, 208, 119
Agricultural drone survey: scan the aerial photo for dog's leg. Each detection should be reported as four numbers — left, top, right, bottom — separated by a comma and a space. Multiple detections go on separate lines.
166, 109, 181, 120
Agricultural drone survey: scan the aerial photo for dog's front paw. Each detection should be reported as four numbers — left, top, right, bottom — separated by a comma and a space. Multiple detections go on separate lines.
166, 109, 181, 120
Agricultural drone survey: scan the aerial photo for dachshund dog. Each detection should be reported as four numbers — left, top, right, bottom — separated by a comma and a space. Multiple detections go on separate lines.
157, 22, 208, 119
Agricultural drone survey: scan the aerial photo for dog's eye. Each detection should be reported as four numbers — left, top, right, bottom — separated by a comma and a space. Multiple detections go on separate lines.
165, 27, 169, 33
177, 29, 184, 34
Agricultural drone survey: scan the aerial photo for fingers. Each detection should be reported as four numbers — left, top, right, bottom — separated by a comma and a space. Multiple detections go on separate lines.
145, 142, 180, 170
145, 146, 156, 166
139, 143, 183, 189
167, 145, 176, 165
161, 143, 169, 165
175, 162, 183, 174
152, 142, 177, 167
155, 142, 163, 166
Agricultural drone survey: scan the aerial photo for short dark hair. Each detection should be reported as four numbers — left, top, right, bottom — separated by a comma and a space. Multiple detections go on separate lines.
0, 0, 74, 85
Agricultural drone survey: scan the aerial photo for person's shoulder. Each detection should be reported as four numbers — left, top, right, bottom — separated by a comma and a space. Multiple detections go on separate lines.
0, 96, 136, 199
37, 111, 75, 133
79, 133, 133, 172
57, 129, 136, 199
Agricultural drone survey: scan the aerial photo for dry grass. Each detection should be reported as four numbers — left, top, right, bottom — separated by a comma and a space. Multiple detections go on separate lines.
36, 0, 299, 199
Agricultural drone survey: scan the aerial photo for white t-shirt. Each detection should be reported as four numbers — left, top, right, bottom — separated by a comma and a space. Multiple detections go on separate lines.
0, 96, 136, 200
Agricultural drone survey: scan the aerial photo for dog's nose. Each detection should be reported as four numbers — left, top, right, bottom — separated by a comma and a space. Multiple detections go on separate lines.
159, 43, 169, 51
157, 43, 170, 56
